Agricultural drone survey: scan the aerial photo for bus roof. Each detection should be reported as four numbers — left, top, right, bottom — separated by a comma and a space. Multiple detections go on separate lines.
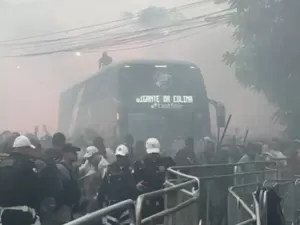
62, 59, 199, 94
110, 59, 198, 67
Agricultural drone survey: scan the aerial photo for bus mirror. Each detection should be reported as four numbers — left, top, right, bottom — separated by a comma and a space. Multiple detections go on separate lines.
216, 103, 226, 127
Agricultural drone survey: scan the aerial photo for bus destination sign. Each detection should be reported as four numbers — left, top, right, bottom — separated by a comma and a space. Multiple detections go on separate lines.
136, 95, 194, 109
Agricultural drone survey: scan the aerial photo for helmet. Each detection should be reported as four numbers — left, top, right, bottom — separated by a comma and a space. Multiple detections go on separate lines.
145, 138, 160, 154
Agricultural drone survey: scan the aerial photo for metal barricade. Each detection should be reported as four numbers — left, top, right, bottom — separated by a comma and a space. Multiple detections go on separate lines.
228, 183, 258, 225
63, 200, 136, 225
171, 161, 278, 225
294, 178, 300, 225
263, 179, 295, 224
135, 167, 200, 225
230, 178, 300, 225
264, 158, 292, 180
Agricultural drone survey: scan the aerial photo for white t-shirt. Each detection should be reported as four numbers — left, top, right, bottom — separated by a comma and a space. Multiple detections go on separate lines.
79, 156, 109, 179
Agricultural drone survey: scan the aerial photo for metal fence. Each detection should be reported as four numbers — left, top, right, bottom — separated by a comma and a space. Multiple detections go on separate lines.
64, 167, 199, 225
228, 177, 300, 225
228, 183, 258, 225
171, 161, 278, 225
64, 160, 300, 225
135, 167, 200, 225
64, 200, 136, 225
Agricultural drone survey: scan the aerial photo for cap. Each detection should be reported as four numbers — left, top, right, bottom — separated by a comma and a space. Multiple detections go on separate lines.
83, 146, 99, 159
115, 145, 129, 156
145, 138, 160, 154
12, 135, 36, 149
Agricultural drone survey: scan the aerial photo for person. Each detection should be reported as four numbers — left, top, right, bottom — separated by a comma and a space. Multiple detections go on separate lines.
174, 137, 198, 166
287, 140, 300, 175
1, 132, 20, 153
124, 134, 134, 161
97, 144, 137, 225
0, 135, 42, 225
52, 132, 66, 150
98, 52, 112, 69
26, 136, 62, 224
79, 146, 109, 214
198, 137, 216, 164
134, 138, 175, 220
235, 142, 262, 185
80, 146, 109, 179
93, 136, 116, 164
134, 140, 146, 161
52, 144, 81, 224
39, 125, 52, 150
0, 131, 11, 152
44, 132, 66, 163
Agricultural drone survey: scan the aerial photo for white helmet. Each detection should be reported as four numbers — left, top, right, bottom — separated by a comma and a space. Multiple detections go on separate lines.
145, 138, 160, 154
115, 144, 129, 156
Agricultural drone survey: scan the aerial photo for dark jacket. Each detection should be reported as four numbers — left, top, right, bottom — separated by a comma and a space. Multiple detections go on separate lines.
97, 162, 137, 206
55, 163, 81, 208
134, 154, 175, 192
0, 152, 42, 209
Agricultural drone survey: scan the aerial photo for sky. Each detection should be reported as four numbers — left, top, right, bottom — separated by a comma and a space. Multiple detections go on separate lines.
0, 0, 282, 137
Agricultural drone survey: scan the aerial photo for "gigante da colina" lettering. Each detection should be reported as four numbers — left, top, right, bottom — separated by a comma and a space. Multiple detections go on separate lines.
136, 95, 193, 104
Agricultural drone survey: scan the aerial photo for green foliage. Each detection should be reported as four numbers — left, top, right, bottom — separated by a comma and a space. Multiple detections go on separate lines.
224, 0, 300, 137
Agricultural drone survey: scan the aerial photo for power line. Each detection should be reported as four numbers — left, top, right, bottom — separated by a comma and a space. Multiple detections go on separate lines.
0, 14, 230, 57
0, 21, 136, 47
1, 8, 231, 53
0, 0, 212, 44
0, 13, 230, 57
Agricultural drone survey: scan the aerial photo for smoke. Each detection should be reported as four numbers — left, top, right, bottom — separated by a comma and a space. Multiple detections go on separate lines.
0, 0, 282, 136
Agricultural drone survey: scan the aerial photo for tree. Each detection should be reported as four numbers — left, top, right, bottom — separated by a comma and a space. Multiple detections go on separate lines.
121, 6, 184, 28
224, 0, 300, 138
138, 6, 184, 28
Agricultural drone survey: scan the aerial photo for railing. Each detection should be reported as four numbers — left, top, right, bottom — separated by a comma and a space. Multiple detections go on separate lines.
64, 167, 199, 225
135, 167, 200, 225
64, 160, 294, 225
64, 200, 135, 225
170, 161, 279, 225
228, 178, 300, 225
228, 183, 258, 225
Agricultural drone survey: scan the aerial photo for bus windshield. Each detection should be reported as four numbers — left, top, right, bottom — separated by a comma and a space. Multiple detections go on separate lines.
119, 63, 210, 145
119, 63, 207, 111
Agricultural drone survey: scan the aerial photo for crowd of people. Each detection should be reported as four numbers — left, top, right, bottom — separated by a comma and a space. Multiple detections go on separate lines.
0, 129, 177, 225
1, 128, 300, 225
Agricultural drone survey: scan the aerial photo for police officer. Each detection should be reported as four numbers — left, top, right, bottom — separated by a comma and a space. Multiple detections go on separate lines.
0, 135, 42, 225
97, 145, 137, 225
134, 138, 175, 221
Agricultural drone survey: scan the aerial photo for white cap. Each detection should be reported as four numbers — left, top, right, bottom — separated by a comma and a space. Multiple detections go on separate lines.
12, 135, 36, 149
83, 146, 99, 159
115, 145, 129, 156
146, 138, 160, 154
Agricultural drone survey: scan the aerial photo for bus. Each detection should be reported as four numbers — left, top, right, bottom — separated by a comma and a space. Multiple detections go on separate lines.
59, 59, 225, 148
